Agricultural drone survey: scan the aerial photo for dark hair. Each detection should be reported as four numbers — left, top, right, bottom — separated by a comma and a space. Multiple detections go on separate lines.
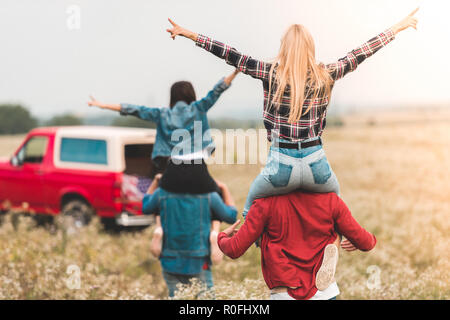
169, 81, 196, 108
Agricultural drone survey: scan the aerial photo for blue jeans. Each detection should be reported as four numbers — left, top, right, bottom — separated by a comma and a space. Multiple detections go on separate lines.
243, 138, 340, 218
162, 268, 215, 299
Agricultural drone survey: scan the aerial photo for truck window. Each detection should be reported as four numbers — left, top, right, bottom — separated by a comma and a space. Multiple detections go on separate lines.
60, 138, 107, 165
17, 136, 49, 164
124, 144, 153, 177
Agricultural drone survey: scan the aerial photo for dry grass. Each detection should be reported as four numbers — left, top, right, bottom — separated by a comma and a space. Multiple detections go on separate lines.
0, 109, 449, 299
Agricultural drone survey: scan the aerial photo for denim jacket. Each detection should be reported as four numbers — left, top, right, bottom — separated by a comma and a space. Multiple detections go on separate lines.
120, 78, 230, 159
143, 188, 237, 275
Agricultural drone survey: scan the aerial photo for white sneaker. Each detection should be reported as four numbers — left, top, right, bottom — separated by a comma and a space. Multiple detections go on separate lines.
315, 244, 338, 291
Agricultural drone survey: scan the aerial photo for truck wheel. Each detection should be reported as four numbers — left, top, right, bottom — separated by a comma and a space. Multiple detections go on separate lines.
61, 199, 93, 232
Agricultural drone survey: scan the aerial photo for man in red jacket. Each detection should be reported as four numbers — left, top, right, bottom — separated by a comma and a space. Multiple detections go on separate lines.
218, 191, 377, 300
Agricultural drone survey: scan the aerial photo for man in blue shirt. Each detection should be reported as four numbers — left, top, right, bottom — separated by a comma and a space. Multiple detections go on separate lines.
142, 174, 237, 298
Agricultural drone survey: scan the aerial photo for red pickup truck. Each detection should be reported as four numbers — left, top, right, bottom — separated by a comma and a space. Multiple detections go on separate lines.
0, 126, 157, 230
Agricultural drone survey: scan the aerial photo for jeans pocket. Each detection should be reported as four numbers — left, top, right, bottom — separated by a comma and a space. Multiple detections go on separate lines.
267, 162, 293, 188
309, 157, 332, 185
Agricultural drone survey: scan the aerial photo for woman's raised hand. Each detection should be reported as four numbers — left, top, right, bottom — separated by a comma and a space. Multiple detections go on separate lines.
224, 69, 240, 86
166, 18, 184, 40
166, 18, 198, 41
87, 96, 121, 112
392, 7, 419, 34
87, 95, 102, 108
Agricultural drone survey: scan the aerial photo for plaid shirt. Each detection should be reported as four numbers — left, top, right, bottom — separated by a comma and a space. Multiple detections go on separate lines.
196, 29, 395, 142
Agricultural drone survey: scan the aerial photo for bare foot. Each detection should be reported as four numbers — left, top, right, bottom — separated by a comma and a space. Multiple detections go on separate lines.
210, 230, 223, 265
150, 226, 163, 258
315, 244, 339, 291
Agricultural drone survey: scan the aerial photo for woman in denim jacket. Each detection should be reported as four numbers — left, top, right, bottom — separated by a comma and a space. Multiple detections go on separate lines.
88, 69, 240, 264
88, 70, 239, 175
166, 8, 418, 290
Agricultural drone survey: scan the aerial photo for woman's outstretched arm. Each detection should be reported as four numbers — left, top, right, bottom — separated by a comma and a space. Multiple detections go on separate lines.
166, 19, 271, 81
88, 96, 161, 123
327, 8, 419, 81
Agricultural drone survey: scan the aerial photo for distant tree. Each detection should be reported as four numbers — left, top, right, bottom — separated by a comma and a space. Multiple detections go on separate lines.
325, 116, 345, 127
0, 104, 38, 134
45, 114, 83, 126
111, 116, 156, 129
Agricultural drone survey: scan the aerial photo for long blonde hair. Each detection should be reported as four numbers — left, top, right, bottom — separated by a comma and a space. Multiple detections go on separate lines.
268, 24, 333, 123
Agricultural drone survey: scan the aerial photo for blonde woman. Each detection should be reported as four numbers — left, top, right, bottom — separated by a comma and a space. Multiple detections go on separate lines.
166, 8, 418, 291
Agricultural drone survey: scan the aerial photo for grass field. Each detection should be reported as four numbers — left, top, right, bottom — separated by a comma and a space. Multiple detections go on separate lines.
0, 109, 449, 299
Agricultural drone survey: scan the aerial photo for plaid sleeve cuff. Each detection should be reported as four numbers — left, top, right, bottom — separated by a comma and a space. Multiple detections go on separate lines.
196, 34, 211, 50
382, 28, 396, 44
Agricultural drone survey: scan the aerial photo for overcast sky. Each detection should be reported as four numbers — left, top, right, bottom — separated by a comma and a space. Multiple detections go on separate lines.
0, 0, 449, 120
